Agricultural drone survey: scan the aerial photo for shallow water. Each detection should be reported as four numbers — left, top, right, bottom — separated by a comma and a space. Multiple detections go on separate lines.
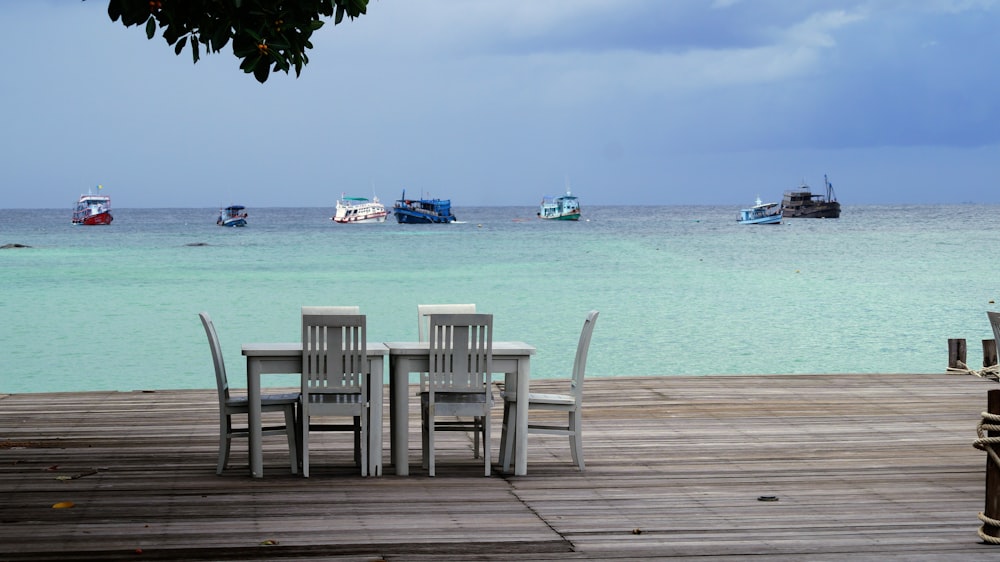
3, 204, 1000, 393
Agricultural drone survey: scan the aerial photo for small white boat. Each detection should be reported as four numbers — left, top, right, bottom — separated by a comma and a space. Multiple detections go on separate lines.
738, 196, 782, 225
217, 205, 248, 227
333, 195, 388, 223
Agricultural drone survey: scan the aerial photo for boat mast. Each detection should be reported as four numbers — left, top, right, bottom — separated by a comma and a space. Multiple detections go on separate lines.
824, 174, 837, 202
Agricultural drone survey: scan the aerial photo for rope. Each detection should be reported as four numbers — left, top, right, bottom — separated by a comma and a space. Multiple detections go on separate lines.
947, 360, 1000, 382
974, 411, 1000, 544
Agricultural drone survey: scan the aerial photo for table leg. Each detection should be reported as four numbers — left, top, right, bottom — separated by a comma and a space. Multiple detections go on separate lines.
247, 357, 264, 479
369, 356, 384, 477
390, 356, 410, 475
515, 357, 529, 476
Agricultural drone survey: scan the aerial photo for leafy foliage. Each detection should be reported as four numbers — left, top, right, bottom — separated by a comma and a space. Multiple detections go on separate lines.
106, 0, 368, 83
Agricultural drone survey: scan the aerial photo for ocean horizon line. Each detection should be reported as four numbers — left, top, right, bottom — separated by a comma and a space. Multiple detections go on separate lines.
7, 201, 1000, 211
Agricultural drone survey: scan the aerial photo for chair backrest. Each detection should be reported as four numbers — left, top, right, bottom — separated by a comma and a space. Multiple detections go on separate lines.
989, 311, 1000, 353
425, 313, 493, 393
301, 308, 366, 395
302, 305, 360, 316
418, 304, 476, 342
569, 310, 600, 401
199, 312, 230, 406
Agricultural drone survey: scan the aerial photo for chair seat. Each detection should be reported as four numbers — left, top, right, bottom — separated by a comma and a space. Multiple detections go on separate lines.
225, 393, 300, 409
501, 390, 575, 406
421, 391, 491, 405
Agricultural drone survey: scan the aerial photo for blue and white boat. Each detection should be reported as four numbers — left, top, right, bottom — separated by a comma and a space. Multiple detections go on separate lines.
538, 189, 581, 221
217, 205, 248, 227
392, 190, 456, 224
738, 196, 782, 225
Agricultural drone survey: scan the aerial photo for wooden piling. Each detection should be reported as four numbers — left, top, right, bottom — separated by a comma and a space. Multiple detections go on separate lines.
949, 338, 967, 370
985, 389, 1000, 542
985, 339, 998, 370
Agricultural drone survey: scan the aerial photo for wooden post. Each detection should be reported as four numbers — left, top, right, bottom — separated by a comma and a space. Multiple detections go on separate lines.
949, 338, 967, 370
985, 339, 998, 370
986, 390, 1000, 541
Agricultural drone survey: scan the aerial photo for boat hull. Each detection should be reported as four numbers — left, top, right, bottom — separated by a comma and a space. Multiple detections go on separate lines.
334, 214, 387, 224
738, 214, 782, 225
72, 212, 113, 226
394, 210, 454, 224
220, 218, 247, 227
538, 212, 580, 221
782, 202, 841, 219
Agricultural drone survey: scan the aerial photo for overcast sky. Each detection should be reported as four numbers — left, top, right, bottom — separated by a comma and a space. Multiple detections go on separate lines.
2, 1, 998, 208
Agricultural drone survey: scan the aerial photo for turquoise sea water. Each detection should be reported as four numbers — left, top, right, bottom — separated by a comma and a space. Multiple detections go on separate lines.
3, 204, 1000, 394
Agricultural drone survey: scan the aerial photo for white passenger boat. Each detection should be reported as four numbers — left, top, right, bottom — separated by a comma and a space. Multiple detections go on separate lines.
332, 195, 388, 223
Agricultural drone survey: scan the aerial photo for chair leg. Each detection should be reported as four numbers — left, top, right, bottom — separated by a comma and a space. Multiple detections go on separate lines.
421, 400, 429, 470
284, 406, 298, 475
217, 415, 231, 475
483, 410, 491, 477
498, 401, 509, 468
501, 401, 516, 473
359, 413, 368, 478
353, 416, 362, 469
472, 417, 483, 459
301, 411, 311, 478
569, 410, 584, 471
427, 404, 436, 477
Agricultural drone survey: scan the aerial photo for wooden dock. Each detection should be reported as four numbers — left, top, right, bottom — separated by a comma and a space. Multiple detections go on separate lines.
2, 373, 999, 561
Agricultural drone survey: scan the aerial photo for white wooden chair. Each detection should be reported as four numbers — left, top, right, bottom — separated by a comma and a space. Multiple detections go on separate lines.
500, 310, 599, 471
199, 312, 299, 475
417, 304, 486, 458
418, 304, 476, 342
988, 311, 1000, 370
300, 307, 369, 477
420, 313, 494, 476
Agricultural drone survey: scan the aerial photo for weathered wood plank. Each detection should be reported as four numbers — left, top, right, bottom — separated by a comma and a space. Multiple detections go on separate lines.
0, 374, 997, 560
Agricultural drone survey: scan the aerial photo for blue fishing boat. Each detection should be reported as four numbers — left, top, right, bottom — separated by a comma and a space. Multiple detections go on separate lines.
738, 196, 782, 225
217, 205, 248, 227
392, 190, 456, 224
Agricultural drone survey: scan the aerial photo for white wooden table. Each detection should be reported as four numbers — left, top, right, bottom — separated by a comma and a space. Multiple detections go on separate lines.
241, 342, 387, 478
384, 341, 536, 476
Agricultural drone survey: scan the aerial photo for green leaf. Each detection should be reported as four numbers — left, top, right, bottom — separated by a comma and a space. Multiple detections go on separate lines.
253, 62, 270, 83
107, 2, 122, 23
211, 26, 231, 53
240, 55, 259, 73
145, 17, 156, 40
174, 36, 187, 56
192, 39, 201, 64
